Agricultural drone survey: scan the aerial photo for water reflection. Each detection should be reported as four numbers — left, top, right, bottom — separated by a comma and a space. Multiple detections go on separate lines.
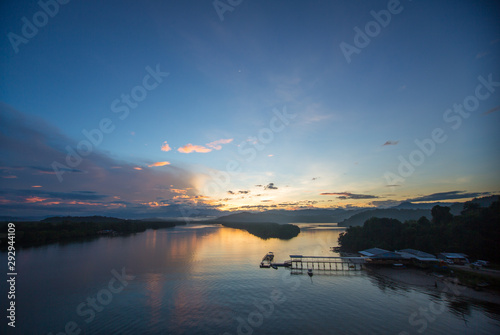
1, 224, 499, 335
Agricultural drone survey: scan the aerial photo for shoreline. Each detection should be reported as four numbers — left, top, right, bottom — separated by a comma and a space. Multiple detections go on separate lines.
366, 266, 500, 305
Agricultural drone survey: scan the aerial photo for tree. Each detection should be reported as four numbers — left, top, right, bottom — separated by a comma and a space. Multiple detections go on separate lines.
431, 205, 453, 225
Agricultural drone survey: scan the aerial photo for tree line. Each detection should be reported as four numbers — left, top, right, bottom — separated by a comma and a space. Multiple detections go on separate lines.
338, 201, 500, 262
220, 221, 301, 240
0, 216, 183, 248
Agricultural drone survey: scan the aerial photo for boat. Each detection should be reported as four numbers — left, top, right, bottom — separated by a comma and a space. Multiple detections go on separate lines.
307, 269, 313, 277
271, 264, 278, 270
262, 252, 274, 262
260, 252, 274, 268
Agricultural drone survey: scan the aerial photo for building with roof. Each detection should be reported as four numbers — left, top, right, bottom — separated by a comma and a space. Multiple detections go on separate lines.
437, 253, 469, 265
396, 249, 439, 267
359, 248, 407, 265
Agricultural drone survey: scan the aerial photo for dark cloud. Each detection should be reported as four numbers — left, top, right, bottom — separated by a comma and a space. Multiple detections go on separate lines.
227, 190, 235, 194
0, 189, 108, 201
370, 200, 401, 208
320, 192, 379, 199
238, 190, 250, 194
405, 191, 491, 202
264, 183, 278, 190
0, 103, 197, 218
382, 140, 399, 146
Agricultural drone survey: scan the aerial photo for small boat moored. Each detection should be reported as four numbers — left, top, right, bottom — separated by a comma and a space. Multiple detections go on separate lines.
307, 269, 313, 277
260, 251, 274, 268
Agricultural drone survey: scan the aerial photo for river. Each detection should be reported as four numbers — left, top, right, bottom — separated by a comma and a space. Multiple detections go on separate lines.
1, 224, 499, 334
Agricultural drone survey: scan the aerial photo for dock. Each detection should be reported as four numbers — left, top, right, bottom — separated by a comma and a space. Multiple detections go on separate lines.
289, 255, 365, 271
259, 253, 365, 271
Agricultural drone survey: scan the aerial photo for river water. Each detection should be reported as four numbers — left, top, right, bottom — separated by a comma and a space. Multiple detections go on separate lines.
1, 224, 499, 334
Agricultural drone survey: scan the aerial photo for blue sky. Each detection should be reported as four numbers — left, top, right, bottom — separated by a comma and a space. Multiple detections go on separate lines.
1, 0, 499, 218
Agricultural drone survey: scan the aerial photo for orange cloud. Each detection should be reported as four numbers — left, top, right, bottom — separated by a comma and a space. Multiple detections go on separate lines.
161, 141, 172, 152
142, 201, 169, 208
178, 143, 212, 153
134, 167, 143, 170
171, 188, 187, 194
148, 161, 171, 167
25, 196, 47, 203
32, 185, 42, 188
206, 138, 233, 150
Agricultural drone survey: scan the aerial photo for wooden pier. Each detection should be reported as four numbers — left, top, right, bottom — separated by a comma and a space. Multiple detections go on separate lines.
289, 255, 365, 271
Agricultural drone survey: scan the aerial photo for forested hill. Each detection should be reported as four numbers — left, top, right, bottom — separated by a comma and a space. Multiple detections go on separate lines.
338, 201, 500, 262
337, 209, 431, 227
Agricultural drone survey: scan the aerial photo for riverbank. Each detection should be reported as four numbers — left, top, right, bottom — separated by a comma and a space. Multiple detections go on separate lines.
366, 266, 500, 304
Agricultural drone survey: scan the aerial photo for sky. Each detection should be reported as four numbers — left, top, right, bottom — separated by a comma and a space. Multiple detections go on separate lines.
1, 0, 499, 219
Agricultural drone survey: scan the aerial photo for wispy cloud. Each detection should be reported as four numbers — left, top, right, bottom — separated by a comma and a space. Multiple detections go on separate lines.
206, 138, 233, 150
405, 191, 491, 202
476, 51, 490, 59
178, 138, 233, 153
320, 192, 378, 199
148, 161, 170, 167
382, 140, 399, 146
483, 105, 500, 115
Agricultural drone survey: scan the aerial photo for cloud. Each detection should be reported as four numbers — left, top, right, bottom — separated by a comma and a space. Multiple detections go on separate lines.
0, 189, 109, 201
238, 190, 250, 194
0, 103, 197, 218
161, 141, 172, 152
370, 200, 401, 208
177, 138, 233, 153
405, 191, 491, 202
382, 140, 399, 146
178, 143, 212, 153
206, 138, 233, 150
148, 161, 171, 167
227, 190, 235, 194
264, 183, 278, 190
320, 192, 379, 199
476, 51, 489, 59
483, 105, 500, 115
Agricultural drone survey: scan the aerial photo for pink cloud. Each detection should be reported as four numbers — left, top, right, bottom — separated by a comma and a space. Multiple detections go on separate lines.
206, 138, 233, 150
161, 141, 172, 152
178, 143, 212, 153
148, 161, 171, 167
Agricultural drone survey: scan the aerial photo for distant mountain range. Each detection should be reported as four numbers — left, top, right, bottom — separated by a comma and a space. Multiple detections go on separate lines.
2, 195, 498, 225
211, 195, 500, 226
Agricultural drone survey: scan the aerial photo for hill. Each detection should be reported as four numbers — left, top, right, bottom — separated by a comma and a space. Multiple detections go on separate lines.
338, 209, 432, 227
220, 221, 300, 240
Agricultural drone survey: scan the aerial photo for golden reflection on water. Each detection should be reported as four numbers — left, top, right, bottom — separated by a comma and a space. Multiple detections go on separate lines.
140, 224, 347, 330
